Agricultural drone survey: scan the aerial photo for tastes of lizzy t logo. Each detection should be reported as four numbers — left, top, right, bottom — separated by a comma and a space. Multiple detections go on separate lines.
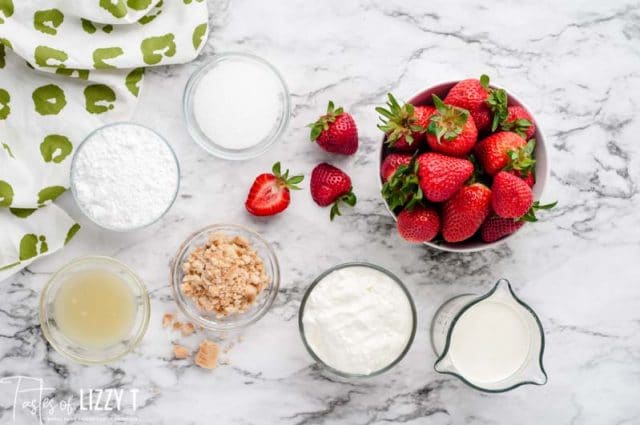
0, 376, 139, 424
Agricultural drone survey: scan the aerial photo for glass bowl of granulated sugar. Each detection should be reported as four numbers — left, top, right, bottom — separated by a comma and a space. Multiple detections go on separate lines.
70, 122, 180, 232
183, 52, 290, 160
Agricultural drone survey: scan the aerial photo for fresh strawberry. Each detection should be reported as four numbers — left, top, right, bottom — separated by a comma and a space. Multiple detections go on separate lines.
377, 93, 434, 151
501, 105, 535, 139
426, 95, 477, 157
245, 162, 304, 216
381, 153, 413, 182
480, 215, 525, 242
417, 152, 474, 202
491, 171, 533, 218
381, 157, 422, 211
396, 206, 440, 243
444, 75, 508, 132
309, 101, 358, 155
474, 131, 528, 176
444, 78, 490, 114
442, 183, 491, 243
310, 163, 357, 220
506, 169, 535, 188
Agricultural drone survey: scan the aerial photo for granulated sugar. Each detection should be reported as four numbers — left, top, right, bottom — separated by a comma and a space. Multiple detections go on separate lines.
192, 56, 284, 150
72, 123, 179, 230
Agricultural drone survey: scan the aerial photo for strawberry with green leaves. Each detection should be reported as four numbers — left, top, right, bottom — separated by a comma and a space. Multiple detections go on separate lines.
381, 156, 423, 212
377, 93, 434, 151
380, 153, 413, 182
245, 162, 304, 216
310, 163, 357, 220
501, 105, 535, 139
426, 95, 478, 157
474, 131, 530, 176
442, 183, 492, 243
444, 75, 509, 132
309, 101, 358, 155
417, 152, 474, 202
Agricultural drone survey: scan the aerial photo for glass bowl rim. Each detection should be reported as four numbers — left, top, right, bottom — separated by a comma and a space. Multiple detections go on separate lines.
182, 51, 291, 160
171, 223, 281, 331
298, 262, 417, 379
69, 121, 180, 233
39, 255, 151, 365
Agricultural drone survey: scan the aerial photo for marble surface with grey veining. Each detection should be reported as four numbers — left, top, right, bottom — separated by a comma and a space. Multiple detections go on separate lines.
1, 0, 640, 424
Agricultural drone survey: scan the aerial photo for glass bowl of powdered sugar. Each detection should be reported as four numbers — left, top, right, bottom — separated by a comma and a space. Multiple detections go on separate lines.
183, 52, 290, 160
70, 122, 180, 231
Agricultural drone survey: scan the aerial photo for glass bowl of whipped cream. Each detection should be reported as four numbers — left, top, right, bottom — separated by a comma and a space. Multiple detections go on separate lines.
299, 262, 417, 378
183, 52, 290, 160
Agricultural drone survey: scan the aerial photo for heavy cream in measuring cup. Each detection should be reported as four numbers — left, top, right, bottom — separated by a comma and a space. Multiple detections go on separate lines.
448, 298, 531, 383
432, 279, 547, 391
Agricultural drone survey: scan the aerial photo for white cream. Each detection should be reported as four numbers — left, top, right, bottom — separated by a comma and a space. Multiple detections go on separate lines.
302, 266, 414, 375
448, 300, 531, 384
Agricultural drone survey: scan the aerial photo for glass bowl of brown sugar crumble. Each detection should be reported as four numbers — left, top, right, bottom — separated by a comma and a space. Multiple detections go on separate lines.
171, 224, 280, 331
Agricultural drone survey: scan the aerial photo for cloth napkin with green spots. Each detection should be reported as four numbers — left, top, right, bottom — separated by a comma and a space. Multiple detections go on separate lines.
0, 0, 209, 281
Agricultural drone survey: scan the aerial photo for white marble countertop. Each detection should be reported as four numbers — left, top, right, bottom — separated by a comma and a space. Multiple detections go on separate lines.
2, 0, 640, 424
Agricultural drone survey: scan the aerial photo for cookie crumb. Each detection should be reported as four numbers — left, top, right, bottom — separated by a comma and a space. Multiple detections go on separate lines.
195, 339, 219, 369
162, 313, 174, 328
172, 321, 183, 331
173, 345, 190, 359
181, 233, 269, 318
181, 322, 196, 337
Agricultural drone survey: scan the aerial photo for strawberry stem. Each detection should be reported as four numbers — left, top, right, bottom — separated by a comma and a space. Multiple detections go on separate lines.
376, 93, 423, 147
329, 190, 357, 220
520, 200, 558, 222
427, 94, 469, 143
308, 101, 345, 141
272, 162, 304, 190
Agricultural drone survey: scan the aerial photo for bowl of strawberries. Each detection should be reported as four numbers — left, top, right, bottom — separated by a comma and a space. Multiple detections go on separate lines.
378, 76, 555, 252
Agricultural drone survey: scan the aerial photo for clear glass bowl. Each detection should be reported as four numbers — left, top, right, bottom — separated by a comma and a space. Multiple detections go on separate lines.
70, 122, 180, 232
183, 52, 290, 160
39, 256, 150, 364
298, 262, 417, 379
171, 224, 280, 331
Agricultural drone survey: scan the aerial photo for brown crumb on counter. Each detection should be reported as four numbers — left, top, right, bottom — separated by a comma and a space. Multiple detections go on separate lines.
162, 313, 174, 328
195, 339, 219, 369
181, 322, 196, 337
173, 345, 190, 359
172, 321, 183, 331
181, 233, 269, 318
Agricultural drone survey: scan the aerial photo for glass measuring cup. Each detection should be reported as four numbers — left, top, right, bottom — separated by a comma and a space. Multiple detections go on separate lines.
430, 279, 547, 392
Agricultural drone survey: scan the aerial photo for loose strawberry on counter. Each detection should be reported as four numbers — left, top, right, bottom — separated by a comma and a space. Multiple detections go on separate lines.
310, 163, 357, 220
426, 95, 477, 157
417, 152, 474, 202
396, 206, 440, 243
380, 153, 413, 182
245, 162, 304, 216
377, 93, 434, 151
442, 183, 492, 243
309, 101, 358, 155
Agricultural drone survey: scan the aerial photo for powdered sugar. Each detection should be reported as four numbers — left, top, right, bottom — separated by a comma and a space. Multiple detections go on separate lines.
72, 123, 179, 230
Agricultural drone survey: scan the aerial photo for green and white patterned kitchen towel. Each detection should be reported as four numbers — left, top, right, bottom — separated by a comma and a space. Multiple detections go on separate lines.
0, 0, 209, 281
